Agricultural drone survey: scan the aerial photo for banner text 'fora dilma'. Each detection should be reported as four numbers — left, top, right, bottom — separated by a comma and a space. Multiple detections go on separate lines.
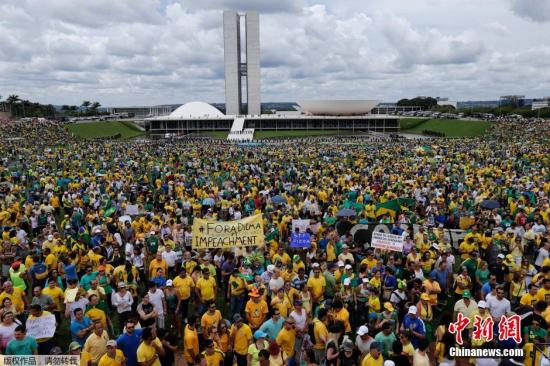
192, 214, 265, 249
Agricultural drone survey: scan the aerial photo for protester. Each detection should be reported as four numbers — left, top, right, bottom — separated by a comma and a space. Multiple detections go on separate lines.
0, 118, 549, 364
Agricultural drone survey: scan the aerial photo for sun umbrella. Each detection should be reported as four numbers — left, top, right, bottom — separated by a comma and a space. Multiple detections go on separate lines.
337, 208, 356, 217
480, 199, 500, 209
271, 195, 287, 204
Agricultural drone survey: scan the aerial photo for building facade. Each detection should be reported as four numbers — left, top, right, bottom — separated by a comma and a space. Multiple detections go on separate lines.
223, 11, 261, 116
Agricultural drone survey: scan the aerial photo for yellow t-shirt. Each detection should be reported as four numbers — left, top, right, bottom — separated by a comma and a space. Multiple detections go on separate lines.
362, 354, 384, 366
43, 286, 64, 311
203, 350, 225, 366
196, 277, 216, 301
45, 253, 58, 271
334, 308, 351, 333
276, 327, 295, 357
80, 351, 93, 366
245, 299, 269, 329
137, 339, 162, 366
83, 330, 109, 363
230, 323, 253, 355
0, 288, 25, 313
98, 349, 125, 366
313, 319, 328, 350
520, 293, 538, 307
86, 307, 107, 328
307, 276, 326, 299
173, 275, 195, 300
536, 288, 550, 303
229, 275, 246, 296
183, 325, 199, 363
201, 310, 222, 332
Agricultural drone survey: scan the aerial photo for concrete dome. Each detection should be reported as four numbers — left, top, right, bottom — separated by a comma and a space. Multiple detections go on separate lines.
170, 102, 224, 118
296, 100, 380, 116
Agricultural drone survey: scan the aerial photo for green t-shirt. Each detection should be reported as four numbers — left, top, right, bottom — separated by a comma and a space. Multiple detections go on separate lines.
9, 265, 27, 291
5, 336, 38, 355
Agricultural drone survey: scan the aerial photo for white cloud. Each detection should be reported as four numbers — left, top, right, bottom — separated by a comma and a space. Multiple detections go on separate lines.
0, 0, 549, 105
510, 0, 550, 22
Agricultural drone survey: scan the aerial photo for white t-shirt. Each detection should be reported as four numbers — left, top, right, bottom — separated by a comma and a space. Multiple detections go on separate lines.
112, 291, 133, 314
536, 247, 549, 267
413, 350, 430, 366
486, 297, 510, 318
68, 298, 90, 321
162, 250, 178, 268
290, 309, 307, 331
0, 322, 19, 348
148, 289, 165, 315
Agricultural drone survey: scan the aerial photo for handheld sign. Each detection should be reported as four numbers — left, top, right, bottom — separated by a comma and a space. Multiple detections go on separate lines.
371, 231, 403, 252
290, 232, 311, 248
26, 314, 56, 339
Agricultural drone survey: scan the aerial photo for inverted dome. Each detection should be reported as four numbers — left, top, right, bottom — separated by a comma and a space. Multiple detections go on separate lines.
296, 100, 380, 116
170, 102, 224, 118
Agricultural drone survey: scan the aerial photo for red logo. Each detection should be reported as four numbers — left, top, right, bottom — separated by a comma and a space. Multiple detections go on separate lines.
449, 313, 470, 345
449, 313, 522, 345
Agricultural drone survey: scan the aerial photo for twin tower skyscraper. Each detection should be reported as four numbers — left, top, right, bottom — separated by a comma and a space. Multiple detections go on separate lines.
223, 11, 261, 116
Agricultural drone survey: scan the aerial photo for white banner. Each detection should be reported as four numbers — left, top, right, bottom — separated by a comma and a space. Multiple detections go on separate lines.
292, 219, 310, 233
125, 204, 139, 216
26, 314, 56, 339
371, 231, 404, 252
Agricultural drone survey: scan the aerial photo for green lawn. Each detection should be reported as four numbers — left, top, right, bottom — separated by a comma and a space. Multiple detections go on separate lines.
199, 129, 366, 139
400, 118, 490, 137
66, 121, 144, 139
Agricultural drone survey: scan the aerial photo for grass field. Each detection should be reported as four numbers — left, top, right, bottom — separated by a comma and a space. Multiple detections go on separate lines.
66, 121, 145, 139
200, 129, 366, 139
400, 118, 490, 137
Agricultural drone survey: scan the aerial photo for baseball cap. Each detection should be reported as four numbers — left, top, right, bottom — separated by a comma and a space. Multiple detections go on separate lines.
420, 293, 430, 301
342, 339, 354, 352
106, 340, 117, 347
384, 302, 395, 312
338, 261, 345, 267
118, 282, 126, 288
11, 262, 20, 270
384, 361, 396, 366
462, 290, 471, 298
408, 305, 417, 315
343, 278, 351, 286
344, 264, 352, 270
48, 235, 54, 240
267, 265, 275, 273
497, 254, 505, 259
166, 280, 173, 287
233, 313, 243, 322
357, 325, 369, 336
254, 330, 267, 339
478, 300, 488, 309
69, 342, 82, 351
312, 262, 320, 268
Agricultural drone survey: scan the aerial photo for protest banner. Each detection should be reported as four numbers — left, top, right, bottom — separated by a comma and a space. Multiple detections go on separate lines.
371, 231, 404, 252
125, 204, 139, 215
192, 214, 264, 249
26, 314, 56, 339
292, 219, 310, 233
290, 232, 311, 248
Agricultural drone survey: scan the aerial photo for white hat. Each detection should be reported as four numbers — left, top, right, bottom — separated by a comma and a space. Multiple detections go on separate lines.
408, 305, 417, 315
497, 254, 505, 259
166, 279, 173, 287
362, 278, 368, 283
343, 278, 351, 286
267, 265, 275, 273
357, 325, 369, 336
342, 244, 349, 249
384, 361, 395, 366
344, 264, 352, 270
478, 300, 488, 309
312, 263, 320, 268
47, 235, 53, 240
337, 261, 345, 267
150, 231, 155, 235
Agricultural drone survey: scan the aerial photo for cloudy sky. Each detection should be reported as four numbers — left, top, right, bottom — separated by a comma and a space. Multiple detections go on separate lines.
1, 0, 550, 106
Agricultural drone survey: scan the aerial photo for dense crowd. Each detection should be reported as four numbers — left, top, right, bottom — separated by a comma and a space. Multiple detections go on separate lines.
0, 119, 549, 366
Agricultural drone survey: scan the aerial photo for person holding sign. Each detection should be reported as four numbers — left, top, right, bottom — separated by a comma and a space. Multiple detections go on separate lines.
26, 304, 56, 355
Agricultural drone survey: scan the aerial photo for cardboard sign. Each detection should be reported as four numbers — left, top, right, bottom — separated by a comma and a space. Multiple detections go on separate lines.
192, 214, 265, 248
371, 231, 404, 252
26, 314, 56, 339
